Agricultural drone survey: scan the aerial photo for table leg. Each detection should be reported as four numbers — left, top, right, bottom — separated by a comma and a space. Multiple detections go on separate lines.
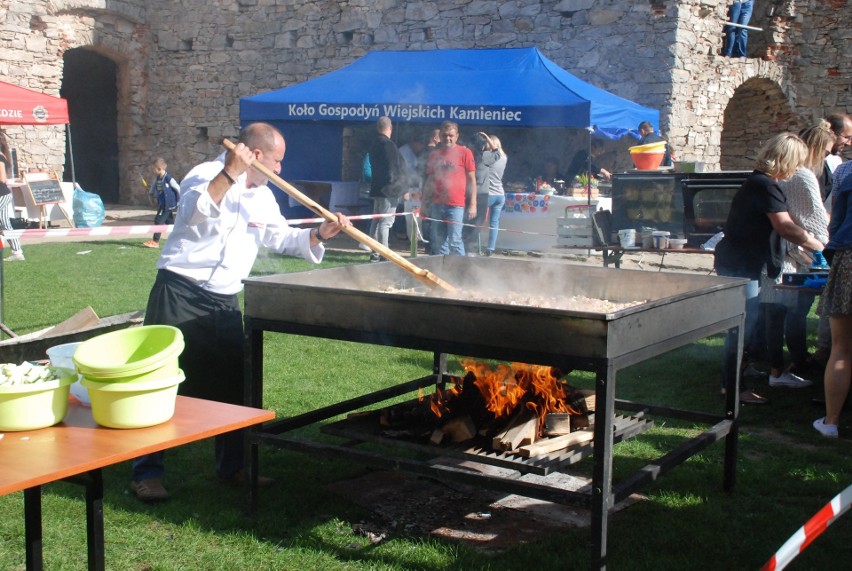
84, 470, 105, 571
601, 248, 623, 269
723, 316, 743, 492
245, 322, 265, 516
24, 486, 43, 571
590, 362, 616, 570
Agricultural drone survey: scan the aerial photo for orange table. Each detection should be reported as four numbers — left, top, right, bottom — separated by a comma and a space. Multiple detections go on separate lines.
0, 396, 274, 571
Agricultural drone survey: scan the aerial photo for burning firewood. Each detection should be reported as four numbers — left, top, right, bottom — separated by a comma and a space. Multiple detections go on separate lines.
567, 387, 596, 413
491, 408, 538, 451
441, 415, 477, 443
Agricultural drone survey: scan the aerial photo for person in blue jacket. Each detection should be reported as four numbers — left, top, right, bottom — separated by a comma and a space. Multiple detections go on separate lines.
144, 157, 181, 248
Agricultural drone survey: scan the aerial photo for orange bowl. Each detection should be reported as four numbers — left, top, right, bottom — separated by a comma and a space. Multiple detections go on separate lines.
631, 151, 665, 170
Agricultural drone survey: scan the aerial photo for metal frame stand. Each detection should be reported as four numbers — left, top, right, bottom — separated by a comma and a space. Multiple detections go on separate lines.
243, 313, 742, 570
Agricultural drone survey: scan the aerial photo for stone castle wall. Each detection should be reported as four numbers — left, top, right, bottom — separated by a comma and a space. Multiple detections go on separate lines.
1, 0, 848, 203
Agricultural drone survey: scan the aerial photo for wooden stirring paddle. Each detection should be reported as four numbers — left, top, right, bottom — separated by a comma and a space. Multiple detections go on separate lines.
222, 139, 456, 292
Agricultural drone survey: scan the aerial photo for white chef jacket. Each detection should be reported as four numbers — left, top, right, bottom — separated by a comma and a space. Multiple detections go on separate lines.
157, 153, 323, 295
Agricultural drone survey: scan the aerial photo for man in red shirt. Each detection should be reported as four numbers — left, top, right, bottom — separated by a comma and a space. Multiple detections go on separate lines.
422, 121, 477, 255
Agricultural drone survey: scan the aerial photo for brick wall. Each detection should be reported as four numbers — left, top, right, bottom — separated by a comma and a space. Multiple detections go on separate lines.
1, 0, 848, 203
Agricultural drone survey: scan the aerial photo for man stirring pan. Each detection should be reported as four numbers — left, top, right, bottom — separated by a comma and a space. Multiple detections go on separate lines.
130, 122, 350, 502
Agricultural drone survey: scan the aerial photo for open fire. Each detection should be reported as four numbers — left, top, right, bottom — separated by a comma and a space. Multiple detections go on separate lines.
375, 360, 596, 457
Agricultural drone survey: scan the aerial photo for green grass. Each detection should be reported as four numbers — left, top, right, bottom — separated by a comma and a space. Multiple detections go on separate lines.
1, 239, 851, 570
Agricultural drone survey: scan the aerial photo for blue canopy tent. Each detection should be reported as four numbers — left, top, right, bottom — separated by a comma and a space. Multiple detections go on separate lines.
240, 47, 659, 183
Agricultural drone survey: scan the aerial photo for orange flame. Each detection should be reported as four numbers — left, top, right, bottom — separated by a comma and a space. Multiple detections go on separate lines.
455, 359, 580, 429
428, 381, 462, 418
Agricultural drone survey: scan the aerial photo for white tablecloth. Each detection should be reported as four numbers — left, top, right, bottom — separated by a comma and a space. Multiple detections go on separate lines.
495, 193, 611, 252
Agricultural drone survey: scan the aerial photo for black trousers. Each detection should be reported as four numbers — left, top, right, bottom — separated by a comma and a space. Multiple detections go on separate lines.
133, 269, 246, 480
152, 207, 175, 243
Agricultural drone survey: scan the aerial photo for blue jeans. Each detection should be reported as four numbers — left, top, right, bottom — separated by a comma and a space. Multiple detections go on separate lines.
723, 1, 753, 57
368, 196, 397, 249
486, 194, 506, 253
430, 204, 465, 256
722, 278, 759, 390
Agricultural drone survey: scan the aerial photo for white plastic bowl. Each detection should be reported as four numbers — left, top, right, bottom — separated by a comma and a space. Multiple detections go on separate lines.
669, 238, 688, 250
47, 342, 90, 406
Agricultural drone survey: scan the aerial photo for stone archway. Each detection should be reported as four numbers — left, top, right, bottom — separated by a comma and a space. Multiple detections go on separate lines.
720, 76, 802, 171
61, 48, 120, 202
52, 7, 150, 204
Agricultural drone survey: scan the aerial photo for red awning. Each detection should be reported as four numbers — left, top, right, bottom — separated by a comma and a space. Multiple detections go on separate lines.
0, 80, 69, 125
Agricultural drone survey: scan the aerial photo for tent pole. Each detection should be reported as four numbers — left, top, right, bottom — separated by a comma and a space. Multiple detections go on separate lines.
586, 128, 592, 256
66, 124, 77, 185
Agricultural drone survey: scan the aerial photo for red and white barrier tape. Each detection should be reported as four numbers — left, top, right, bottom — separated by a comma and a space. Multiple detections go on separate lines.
5, 224, 173, 242
761, 482, 852, 571
1, 212, 406, 244
3, 206, 595, 245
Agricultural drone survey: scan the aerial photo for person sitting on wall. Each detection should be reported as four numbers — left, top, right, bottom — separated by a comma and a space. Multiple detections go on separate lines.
721, 1, 754, 58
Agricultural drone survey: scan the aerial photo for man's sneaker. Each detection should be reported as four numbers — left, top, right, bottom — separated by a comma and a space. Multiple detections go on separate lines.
813, 417, 839, 438
142, 240, 159, 248
131, 478, 170, 502
357, 243, 371, 252
4, 251, 25, 261
768, 371, 813, 388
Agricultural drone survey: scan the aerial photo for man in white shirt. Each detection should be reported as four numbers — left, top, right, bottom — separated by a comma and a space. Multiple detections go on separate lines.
130, 122, 350, 502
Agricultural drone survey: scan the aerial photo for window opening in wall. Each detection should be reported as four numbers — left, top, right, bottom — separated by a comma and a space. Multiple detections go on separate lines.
61, 48, 120, 203
181, 39, 193, 51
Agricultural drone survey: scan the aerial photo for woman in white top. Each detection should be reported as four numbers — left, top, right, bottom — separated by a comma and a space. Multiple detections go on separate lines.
760, 121, 834, 387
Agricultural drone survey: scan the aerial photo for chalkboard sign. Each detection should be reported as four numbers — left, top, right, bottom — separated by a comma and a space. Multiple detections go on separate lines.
23, 172, 64, 205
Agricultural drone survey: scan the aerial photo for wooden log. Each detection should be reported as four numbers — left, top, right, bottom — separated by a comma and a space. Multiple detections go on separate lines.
571, 412, 594, 430
492, 408, 538, 451
516, 428, 594, 458
543, 412, 572, 436
429, 428, 445, 445
442, 415, 477, 443
568, 388, 596, 413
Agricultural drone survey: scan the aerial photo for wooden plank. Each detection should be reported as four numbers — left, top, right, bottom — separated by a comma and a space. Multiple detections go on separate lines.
492, 408, 538, 451
43, 306, 100, 336
0, 311, 144, 364
516, 428, 594, 458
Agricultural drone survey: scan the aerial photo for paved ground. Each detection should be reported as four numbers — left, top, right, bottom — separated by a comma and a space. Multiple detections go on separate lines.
99, 203, 716, 276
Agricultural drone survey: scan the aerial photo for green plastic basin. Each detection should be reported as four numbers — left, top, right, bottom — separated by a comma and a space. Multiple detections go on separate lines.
82, 371, 185, 429
73, 325, 184, 383
0, 372, 76, 431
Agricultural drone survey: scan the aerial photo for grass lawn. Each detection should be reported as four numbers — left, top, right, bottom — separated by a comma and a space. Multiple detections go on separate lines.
1, 238, 850, 570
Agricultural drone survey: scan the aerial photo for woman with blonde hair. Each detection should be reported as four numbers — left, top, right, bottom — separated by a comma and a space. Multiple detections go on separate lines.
759, 122, 835, 388
0, 129, 25, 261
714, 132, 825, 404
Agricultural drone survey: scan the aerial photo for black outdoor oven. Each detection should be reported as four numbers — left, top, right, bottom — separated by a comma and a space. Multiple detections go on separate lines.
611, 171, 750, 247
